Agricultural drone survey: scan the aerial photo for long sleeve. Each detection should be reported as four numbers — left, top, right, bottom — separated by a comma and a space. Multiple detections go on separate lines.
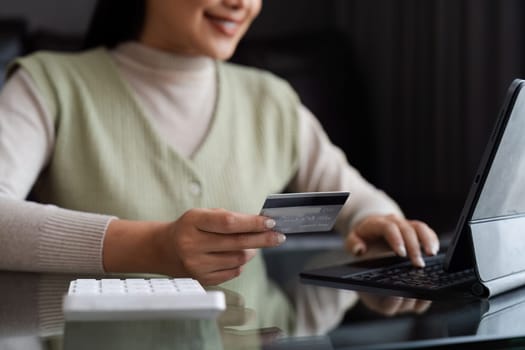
0, 70, 113, 273
289, 105, 403, 235
0, 43, 403, 272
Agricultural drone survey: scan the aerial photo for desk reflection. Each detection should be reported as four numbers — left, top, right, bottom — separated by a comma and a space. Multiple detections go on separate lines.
477, 286, 525, 336
0, 270, 427, 350
1, 269, 525, 349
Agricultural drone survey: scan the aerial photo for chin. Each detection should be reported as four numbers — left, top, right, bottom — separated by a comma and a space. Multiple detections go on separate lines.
205, 43, 238, 60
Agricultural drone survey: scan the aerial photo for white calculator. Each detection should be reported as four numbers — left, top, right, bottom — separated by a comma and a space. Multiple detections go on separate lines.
63, 278, 225, 321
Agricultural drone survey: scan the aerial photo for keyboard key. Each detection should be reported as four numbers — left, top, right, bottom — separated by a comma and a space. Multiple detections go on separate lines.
348, 259, 476, 291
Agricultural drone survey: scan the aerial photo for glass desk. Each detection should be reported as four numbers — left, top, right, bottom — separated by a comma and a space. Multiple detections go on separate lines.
2, 247, 525, 350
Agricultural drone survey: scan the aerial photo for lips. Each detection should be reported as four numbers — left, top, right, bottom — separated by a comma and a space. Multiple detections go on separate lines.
204, 13, 242, 36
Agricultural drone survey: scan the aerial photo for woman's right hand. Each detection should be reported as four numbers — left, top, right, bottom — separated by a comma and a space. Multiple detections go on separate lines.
163, 208, 285, 285
103, 208, 285, 286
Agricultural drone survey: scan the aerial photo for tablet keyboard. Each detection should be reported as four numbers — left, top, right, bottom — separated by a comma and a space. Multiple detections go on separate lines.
63, 278, 225, 321
349, 259, 476, 290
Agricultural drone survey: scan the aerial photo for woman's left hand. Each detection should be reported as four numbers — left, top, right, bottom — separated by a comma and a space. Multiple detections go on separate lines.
345, 214, 439, 267
359, 293, 432, 316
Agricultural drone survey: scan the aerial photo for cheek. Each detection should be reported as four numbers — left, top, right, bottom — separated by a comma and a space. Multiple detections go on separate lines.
251, 0, 262, 18
244, 1, 262, 36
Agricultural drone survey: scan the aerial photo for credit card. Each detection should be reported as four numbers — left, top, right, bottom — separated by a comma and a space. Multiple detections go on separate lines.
259, 192, 350, 234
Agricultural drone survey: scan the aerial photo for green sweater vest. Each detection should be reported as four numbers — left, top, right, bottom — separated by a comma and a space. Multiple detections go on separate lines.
14, 48, 300, 330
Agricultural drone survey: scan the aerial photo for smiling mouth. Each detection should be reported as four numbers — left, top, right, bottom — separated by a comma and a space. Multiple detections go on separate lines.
204, 13, 242, 36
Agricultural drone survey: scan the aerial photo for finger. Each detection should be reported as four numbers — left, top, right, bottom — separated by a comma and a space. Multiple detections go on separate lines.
353, 217, 407, 257
414, 300, 432, 314
379, 296, 404, 316
208, 249, 258, 271
360, 293, 404, 316
185, 249, 257, 274
198, 266, 245, 286
410, 220, 439, 256
345, 231, 367, 255
395, 220, 425, 268
192, 209, 276, 234
397, 298, 417, 313
199, 230, 285, 252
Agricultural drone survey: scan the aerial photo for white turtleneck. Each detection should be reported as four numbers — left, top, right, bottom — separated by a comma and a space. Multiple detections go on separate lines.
112, 43, 217, 157
0, 42, 401, 273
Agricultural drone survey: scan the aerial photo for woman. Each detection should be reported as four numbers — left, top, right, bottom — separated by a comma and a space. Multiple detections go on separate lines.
0, 0, 438, 288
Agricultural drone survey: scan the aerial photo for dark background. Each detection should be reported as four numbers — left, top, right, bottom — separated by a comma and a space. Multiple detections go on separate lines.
2, 0, 525, 233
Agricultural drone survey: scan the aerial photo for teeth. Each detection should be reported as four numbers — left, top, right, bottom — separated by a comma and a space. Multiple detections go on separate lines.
211, 18, 238, 30
222, 21, 237, 30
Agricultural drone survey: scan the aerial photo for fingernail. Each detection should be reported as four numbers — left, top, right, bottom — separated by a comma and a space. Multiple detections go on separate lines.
432, 243, 439, 255
397, 245, 407, 257
352, 244, 365, 256
276, 233, 286, 245
265, 219, 276, 229
415, 256, 426, 268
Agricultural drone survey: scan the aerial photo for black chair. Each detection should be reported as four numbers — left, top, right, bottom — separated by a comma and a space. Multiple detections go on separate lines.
231, 30, 374, 175
0, 19, 27, 88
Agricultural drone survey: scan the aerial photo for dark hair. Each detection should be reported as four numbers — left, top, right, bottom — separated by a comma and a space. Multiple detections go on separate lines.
83, 0, 146, 49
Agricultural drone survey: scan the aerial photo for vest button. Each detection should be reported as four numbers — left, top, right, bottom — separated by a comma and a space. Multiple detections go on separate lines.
189, 182, 201, 196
